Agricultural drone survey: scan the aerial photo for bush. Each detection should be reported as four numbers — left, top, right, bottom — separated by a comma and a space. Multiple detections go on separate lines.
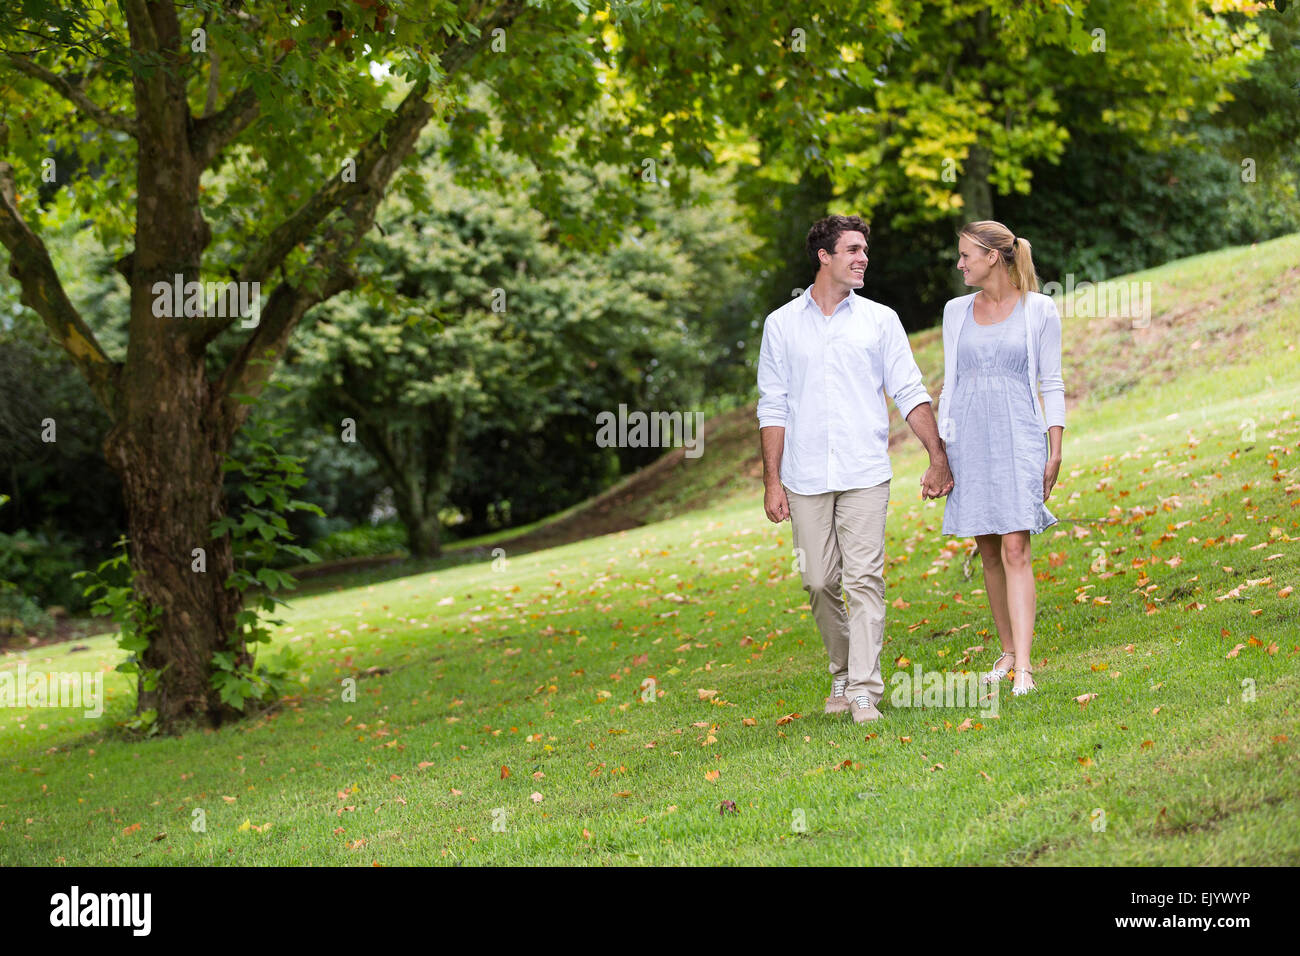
308, 522, 409, 562
0, 527, 85, 612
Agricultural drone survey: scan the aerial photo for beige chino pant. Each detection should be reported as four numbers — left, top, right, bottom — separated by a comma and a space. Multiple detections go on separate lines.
785, 480, 890, 704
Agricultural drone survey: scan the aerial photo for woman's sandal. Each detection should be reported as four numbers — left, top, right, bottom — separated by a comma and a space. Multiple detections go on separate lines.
1012, 665, 1037, 696
981, 651, 1015, 685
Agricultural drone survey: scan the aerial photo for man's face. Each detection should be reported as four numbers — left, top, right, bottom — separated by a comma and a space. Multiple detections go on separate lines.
822, 230, 868, 288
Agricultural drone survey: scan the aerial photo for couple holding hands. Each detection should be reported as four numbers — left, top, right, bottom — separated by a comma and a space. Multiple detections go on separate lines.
757, 215, 1065, 723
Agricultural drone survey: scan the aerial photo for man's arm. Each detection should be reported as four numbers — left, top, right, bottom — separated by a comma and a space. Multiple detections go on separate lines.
761, 426, 789, 522
756, 313, 790, 522
906, 402, 953, 499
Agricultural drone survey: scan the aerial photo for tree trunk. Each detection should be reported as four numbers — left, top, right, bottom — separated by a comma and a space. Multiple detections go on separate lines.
104, 378, 245, 728
102, 1, 247, 730
960, 143, 994, 225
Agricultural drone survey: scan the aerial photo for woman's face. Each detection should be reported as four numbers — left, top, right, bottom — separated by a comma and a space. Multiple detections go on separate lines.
956, 235, 997, 287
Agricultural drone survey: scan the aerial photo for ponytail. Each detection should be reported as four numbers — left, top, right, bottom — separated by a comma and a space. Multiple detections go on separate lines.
1008, 236, 1039, 293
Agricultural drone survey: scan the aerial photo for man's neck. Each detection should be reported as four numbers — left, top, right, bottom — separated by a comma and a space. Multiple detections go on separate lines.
810, 278, 852, 317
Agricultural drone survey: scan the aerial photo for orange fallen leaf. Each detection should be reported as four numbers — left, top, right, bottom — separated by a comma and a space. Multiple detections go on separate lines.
1077, 756, 1093, 767
500, 765, 510, 779
956, 717, 973, 732
1074, 693, 1098, 708
1278, 586, 1293, 598
704, 769, 720, 782
1226, 643, 1246, 659
776, 713, 802, 726
1141, 740, 1153, 749
122, 823, 142, 836
697, 689, 718, 700
742, 717, 756, 726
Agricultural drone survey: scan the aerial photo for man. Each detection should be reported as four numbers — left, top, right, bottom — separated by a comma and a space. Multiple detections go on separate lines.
756, 215, 952, 724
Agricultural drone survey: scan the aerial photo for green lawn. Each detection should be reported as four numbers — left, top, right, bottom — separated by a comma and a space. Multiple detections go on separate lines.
2, 238, 1297, 865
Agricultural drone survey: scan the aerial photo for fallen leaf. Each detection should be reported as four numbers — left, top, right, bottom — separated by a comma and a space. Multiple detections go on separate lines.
1074, 693, 1098, 708
1226, 644, 1246, 658
742, 717, 756, 726
776, 713, 802, 726
500, 766, 510, 779
122, 823, 142, 836
530, 792, 543, 803
719, 800, 738, 815
956, 718, 973, 732
704, 769, 720, 782
697, 689, 718, 700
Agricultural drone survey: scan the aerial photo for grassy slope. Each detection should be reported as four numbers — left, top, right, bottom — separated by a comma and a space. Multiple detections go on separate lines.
1, 235, 1297, 865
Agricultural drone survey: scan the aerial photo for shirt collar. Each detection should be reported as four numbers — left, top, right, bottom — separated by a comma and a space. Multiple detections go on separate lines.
804, 286, 856, 318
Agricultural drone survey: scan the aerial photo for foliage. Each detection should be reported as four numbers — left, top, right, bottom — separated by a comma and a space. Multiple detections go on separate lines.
310, 521, 409, 562
208, 415, 320, 711
71, 536, 162, 732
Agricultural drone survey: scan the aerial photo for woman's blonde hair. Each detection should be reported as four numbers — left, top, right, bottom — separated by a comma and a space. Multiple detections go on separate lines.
960, 220, 1038, 293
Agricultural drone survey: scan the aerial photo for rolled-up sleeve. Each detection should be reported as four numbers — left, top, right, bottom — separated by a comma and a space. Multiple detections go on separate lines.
756, 313, 788, 428
1038, 298, 1066, 428
880, 308, 932, 420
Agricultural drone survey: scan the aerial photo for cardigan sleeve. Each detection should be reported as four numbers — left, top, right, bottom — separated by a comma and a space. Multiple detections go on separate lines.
1037, 296, 1066, 429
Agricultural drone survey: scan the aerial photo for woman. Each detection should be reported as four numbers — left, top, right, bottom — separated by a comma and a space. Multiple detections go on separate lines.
935, 221, 1065, 696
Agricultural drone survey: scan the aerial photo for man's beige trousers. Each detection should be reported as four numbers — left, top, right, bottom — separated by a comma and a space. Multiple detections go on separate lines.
785, 480, 890, 704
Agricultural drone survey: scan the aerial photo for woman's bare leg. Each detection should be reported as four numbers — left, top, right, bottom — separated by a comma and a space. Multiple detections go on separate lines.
976, 533, 1014, 669
1001, 530, 1037, 689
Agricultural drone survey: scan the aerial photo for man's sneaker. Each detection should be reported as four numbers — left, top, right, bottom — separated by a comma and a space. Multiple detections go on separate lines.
850, 695, 882, 723
825, 677, 850, 715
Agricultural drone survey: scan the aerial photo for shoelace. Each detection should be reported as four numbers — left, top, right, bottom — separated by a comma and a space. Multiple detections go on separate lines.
854, 696, 872, 708
832, 678, 847, 697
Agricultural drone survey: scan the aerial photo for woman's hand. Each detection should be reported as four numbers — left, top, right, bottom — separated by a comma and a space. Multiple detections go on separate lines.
1043, 456, 1061, 501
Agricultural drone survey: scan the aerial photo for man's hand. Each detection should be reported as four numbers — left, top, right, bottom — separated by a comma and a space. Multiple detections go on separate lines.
764, 483, 790, 523
1043, 455, 1061, 501
920, 456, 954, 499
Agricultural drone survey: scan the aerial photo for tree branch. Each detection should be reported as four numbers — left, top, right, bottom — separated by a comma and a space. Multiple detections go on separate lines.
194, 0, 530, 348
2, 53, 137, 136
0, 156, 121, 417
215, 269, 358, 443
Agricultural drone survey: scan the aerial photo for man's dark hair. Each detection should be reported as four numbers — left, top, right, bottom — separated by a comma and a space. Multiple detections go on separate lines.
806, 215, 870, 274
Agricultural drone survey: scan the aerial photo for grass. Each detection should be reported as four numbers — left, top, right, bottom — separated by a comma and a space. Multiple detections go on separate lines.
1, 238, 1298, 866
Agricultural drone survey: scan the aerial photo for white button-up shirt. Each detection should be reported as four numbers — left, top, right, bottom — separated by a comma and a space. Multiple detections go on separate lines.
756, 287, 932, 495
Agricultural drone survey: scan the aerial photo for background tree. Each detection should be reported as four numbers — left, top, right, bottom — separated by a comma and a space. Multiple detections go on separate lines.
0, 0, 935, 731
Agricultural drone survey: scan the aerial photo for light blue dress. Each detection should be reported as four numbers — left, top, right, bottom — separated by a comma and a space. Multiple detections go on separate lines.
942, 296, 1057, 537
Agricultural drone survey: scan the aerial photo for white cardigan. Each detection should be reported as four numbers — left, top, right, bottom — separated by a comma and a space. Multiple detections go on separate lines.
936, 291, 1065, 443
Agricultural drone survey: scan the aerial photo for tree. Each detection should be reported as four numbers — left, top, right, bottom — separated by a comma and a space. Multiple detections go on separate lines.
0, 1, 932, 731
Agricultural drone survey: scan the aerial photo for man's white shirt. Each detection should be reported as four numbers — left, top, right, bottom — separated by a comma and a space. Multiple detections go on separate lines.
756, 287, 932, 496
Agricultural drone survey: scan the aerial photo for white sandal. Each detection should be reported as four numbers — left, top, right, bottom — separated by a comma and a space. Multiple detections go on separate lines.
1012, 665, 1037, 696
981, 651, 1015, 685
